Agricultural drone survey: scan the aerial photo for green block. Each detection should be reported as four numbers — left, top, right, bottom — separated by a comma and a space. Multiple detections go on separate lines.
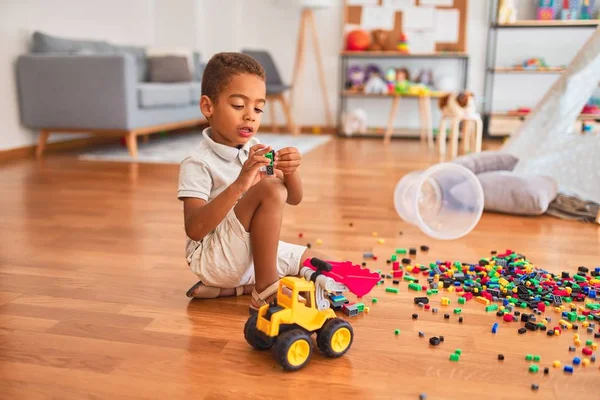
404, 276, 416, 282
586, 339, 593, 346
386, 287, 399, 294
372, 298, 378, 304
454, 262, 462, 269
449, 353, 460, 362
394, 329, 400, 335
356, 302, 365, 312
568, 312, 577, 322
432, 289, 439, 295
573, 274, 586, 282
376, 269, 382, 274
533, 355, 541, 362
525, 354, 533, 361
427, 290, 433, 295
455, 349, 462, 355
396, 248, 407, 254
520, 302, 528, 308
454, 308, 462, 314
408, 283, 421, 291
529, 364, 539, 373
429, 263, 437, 268
586, 303, 600, 310
563, 297, 572, 303
577, 315, 586, 322
486, 304, 499, 312
391, 255, 397, 262
458, 297, 466, 305
589, 315, 596, 320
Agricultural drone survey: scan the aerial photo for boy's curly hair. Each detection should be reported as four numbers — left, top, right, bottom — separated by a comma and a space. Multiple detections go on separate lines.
201, 52, 266, 101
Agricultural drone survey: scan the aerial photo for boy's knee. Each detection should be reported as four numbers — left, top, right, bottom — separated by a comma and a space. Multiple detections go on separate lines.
259, 177, 287, 204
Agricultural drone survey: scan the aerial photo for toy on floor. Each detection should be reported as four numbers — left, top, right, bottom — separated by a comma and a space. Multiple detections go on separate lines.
342, 108, 367, 136
498, 0, 518, 23
244, 258, 355, 371
538, 0, 557, 20
364, 64, 388, 94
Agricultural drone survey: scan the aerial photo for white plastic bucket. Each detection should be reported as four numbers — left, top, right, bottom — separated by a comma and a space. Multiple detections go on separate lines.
393, 163, 484, 240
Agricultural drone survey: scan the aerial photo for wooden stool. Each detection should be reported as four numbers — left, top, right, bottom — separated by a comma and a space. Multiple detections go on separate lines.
438, 113, 483, 159
383, 94, 433, 145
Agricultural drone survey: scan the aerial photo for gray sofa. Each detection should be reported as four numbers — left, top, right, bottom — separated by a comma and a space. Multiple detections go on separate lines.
16, 31, 206, 158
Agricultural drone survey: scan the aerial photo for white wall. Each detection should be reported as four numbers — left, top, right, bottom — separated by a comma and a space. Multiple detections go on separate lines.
194, 0, 492, 131
0, 0, 155, 151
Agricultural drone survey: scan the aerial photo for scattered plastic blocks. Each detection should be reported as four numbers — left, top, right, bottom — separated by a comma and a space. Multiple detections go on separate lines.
582, 358, 590, 367
372, 298, 378, 304
526, 354, 534, 361
386, 287, 399, 294
552, 360, 561, 368
492, 323, 499, 334
534, 355, 541, 362
564, 365, 574, 374
458, 297, 466, 305
441, 297, 450, 306
449, 353, 460, 362
529, 364, 539, 373
486, 304, 499, 312
454, 308, 462, 315
429, 337, 441, 346
394, 329, 400, 335
573, 357, 581, 365
531, 384, 539, 391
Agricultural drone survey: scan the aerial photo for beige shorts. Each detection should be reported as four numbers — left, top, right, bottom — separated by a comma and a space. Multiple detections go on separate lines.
189, 208, 307, 288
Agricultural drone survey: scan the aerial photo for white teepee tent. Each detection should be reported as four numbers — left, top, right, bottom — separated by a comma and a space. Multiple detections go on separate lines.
502, 27, 600, 204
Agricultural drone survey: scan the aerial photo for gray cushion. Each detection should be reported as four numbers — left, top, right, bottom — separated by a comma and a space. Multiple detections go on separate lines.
137, 83, 193, 108
477, 171, 558, 215
147, 56, 192, 83
31, 31, 113, 54
189, 82, 202, 103
113, 45, 147, 82
452, 151, 519, 175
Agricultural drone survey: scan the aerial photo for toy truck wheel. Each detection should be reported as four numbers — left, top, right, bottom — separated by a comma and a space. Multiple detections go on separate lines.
273, 329, 313, 371
317, 318, 353, 358
244, 315, 274, 350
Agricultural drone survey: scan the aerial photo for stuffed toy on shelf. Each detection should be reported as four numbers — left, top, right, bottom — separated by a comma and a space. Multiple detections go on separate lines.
364, 64, 388, 94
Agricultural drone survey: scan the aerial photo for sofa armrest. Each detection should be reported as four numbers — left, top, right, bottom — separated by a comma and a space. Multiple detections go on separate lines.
16, 54, 137, 131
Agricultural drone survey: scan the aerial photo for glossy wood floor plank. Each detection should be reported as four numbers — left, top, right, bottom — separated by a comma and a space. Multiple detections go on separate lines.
1, 137, 599, 399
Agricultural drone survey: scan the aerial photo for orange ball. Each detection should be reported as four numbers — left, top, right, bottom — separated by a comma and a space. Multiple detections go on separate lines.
346, 30, 370, 51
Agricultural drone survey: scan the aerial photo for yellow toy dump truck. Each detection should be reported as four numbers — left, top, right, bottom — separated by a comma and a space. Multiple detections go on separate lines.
244, 258, 354, 371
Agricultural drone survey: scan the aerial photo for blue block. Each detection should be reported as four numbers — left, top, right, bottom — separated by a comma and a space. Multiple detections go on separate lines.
590, 290, 597, 299
503, 299, 510, 307
583, 287, 590, 295
564, 365, 574, 374
562, 311, 569, 318
534, 296, 541, 301
492, 322, 499, 334
573, 357, 581, 365
595, 267, 600, 274
454, 282, 461, 286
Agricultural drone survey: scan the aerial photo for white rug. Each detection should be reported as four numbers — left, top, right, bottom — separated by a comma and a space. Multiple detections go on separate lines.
78, 131, 331, 164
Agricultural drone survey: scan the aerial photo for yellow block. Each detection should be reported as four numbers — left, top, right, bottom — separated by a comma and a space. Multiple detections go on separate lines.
554, 329, 561, 336
474, 288, 479, 294
592, 343, 598, 350
582, 359, 590, 367
499, 278, 509, 287
590, 278, 600, 284
476, 296, 490, 306
365, 306, 370, 314
499, 306, 506, 312
559, 319, 573, 329
574, 339, 582, 346
554, 307, 562, 313
552, 360, 561, 368
574, 334, 580, 340
512, 288, 519, 294
583, 321, 590, 328
482, 285, 487, 291
447, 286, 455, 293
565, 287, 573, 294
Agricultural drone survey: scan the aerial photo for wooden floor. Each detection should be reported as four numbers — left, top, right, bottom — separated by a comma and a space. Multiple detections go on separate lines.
1, 137, 599, 399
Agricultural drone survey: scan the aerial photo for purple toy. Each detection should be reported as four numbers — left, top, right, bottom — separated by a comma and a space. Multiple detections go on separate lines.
346, 65, 365, 91
364, 64, 383, 83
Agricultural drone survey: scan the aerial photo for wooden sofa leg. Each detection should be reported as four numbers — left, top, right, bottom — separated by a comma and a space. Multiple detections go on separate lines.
126, 132, 138, 158
36, 130, 50, 158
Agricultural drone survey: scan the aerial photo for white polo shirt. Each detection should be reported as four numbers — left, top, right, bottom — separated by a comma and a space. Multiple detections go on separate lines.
178, 127, 260, 259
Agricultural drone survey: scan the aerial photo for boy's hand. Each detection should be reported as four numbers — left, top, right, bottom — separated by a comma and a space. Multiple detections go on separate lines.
234, 144, 272, 192
275, 147, 301, 175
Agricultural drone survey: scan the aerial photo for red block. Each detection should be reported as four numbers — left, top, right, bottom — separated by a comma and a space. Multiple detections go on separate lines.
482, 291, 493, 301
421, 285, 427, 291
393, 270, 404, 278
392, 262, 400, 271
373, 256, 378, 261
424, 304, 431, 310
503, 314, 514, 322
462, 292, 474, 301
537, 302, 546, 312
554, 326, 562, 334
553, 289, 568, 297
456, 287, 464, 293
583, 310, 590, 316
583, 348, 593, 356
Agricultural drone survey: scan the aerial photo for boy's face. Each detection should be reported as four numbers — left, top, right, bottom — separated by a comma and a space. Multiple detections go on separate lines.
200, 73, 266, 147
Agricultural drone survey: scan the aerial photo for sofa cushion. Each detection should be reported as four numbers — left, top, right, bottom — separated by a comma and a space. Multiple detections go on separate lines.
189, 83, 202, 103
138, 83, 193, 108
31, 31, 113, 54
147, 56, 192, 83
